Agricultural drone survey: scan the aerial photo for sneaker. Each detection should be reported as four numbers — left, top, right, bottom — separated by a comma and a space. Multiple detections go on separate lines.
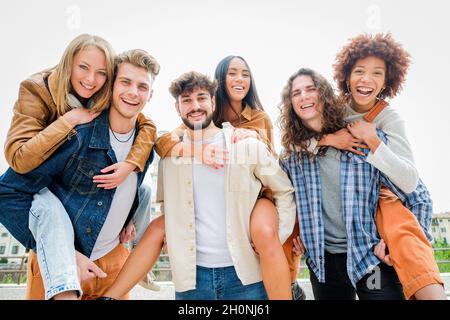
291, 281, 306, 300
138, 271, 160, 291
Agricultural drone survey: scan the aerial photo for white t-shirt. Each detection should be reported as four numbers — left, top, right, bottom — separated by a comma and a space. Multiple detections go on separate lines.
90, 128, 137, 261
191, 131, 234, 268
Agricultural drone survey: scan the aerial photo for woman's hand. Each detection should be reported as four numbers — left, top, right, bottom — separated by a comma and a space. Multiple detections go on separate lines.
193, 144, 229, 170
63, 108, 100, 127
93, 162, 137, 189
232, 128, 259, 144
320, 128, 367, 156
347, 120, 381, 153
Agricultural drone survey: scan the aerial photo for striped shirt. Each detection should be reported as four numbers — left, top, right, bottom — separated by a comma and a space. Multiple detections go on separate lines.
279, 130, 432, 286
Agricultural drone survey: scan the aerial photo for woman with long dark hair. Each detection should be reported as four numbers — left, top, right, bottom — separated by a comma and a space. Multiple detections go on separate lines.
103, 56, 300, 300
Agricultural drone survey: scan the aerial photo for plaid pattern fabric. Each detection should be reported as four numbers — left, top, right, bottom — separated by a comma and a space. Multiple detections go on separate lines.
280, 131, 433, 285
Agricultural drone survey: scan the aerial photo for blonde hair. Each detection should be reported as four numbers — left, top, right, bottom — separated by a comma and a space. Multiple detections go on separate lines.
54, 34, 115, 116
114, 49, 160, 82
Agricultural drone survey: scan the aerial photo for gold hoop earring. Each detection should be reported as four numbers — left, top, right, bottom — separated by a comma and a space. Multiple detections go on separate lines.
376, 87, 386, 100
346, 82, 352, 96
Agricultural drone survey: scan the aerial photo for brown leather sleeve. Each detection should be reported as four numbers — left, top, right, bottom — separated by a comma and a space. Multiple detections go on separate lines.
4, 80, 74, 174
239, 111, 275, 155
154, 124, 186, 158
126, 112, 157, 172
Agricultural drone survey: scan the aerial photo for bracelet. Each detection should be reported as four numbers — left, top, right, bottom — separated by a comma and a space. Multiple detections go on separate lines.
96, 296, 116, 300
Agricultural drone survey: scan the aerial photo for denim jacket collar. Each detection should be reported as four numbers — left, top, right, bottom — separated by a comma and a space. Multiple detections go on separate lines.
89, 111, 111, 150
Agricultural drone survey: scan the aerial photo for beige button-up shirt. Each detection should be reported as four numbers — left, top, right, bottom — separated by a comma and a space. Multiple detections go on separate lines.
156, 123, 296, 292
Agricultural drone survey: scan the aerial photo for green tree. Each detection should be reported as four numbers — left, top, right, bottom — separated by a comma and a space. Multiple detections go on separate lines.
433, 241, 450, 273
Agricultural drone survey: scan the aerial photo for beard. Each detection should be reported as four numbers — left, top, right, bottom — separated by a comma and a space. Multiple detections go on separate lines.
181, 111, 213, 131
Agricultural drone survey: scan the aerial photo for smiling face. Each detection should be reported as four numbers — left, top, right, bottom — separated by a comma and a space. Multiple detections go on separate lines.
290, 75, 324, 129
70, 45, 108, 99
177, 87, 215, 131
111, 62, 153, 120
349, 55, 386, 112
225, 57, 251, 103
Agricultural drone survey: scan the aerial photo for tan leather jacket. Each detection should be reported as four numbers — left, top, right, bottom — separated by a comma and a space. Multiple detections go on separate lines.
4, 70, 156, 174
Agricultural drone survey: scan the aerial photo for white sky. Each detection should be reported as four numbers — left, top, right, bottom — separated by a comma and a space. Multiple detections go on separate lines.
0, 0, 449, 212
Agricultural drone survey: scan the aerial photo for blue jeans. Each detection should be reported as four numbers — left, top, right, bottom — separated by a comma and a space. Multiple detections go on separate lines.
29, 184, 151, 299
132, 184, 152, 247
29, 188, 81, 300
175, 266, 268, 300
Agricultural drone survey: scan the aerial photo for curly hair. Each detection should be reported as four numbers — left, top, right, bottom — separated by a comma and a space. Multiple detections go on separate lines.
278, 68, 346, 158
333, 33, 411, 100
169, 71, 217, 99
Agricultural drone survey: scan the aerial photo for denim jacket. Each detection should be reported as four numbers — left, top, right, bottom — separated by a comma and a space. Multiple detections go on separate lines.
0, 110, 154, 257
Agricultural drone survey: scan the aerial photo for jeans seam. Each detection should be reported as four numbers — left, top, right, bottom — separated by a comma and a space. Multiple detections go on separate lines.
37, 239, 52, 286
46, 282, 82, 300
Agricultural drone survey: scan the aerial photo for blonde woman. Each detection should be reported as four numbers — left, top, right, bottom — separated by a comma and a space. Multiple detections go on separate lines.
2, 34, 156, 300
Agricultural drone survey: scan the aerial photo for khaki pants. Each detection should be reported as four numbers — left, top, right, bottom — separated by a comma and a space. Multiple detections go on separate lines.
26, 243, 130, 300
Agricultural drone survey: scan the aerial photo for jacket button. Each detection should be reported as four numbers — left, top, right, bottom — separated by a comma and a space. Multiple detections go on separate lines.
86, 227, 91, 234
97, 201, 103, 206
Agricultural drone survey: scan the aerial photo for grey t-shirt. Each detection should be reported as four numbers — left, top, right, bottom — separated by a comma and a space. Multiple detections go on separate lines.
319, 147, 347, 254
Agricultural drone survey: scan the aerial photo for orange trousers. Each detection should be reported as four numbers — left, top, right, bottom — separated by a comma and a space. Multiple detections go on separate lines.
26, 243, 130, 300
282, 188, 443, 299
375, 187, 443, 299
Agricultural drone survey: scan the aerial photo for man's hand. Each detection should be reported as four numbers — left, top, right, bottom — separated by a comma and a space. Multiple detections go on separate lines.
120, 221, 136, 243
292, 236, 305, 256
320, 128, 367, 156
93, 162, 136, 189
250, 242, 259, 255
162, 236, 168, 254
75, 251, 107, 283
374, 239, 393, 266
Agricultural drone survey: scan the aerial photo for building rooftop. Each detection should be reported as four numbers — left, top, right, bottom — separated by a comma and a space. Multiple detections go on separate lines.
433, 212, 450, 219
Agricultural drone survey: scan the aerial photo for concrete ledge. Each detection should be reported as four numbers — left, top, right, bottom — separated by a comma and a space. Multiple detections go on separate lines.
1, 275, 449, 300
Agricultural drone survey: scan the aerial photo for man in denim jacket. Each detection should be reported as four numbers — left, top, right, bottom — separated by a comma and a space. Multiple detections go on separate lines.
0, 49, 158, 299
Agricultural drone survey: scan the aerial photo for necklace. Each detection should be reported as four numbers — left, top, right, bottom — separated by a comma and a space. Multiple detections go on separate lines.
109, 125, 136, 143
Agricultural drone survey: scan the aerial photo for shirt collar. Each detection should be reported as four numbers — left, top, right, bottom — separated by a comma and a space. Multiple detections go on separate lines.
240, 104, 253, 121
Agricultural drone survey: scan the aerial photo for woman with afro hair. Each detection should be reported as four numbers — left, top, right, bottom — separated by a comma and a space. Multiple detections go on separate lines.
311, 33, 446, 299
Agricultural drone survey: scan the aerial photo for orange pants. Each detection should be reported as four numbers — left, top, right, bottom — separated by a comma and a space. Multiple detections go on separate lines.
282, 215, 301, 283
375, 187, 443, 299
26, 243, 130, 300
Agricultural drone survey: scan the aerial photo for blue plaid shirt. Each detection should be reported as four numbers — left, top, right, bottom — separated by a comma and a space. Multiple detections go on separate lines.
279, 131, 433, 286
